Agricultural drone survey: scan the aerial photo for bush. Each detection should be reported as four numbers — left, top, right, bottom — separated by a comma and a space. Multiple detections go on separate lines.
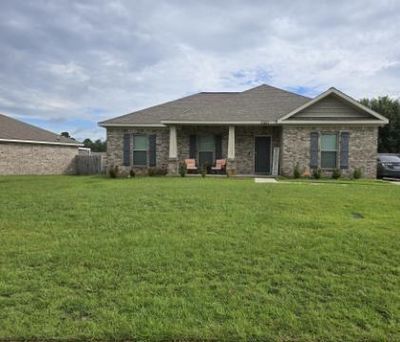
148, 167, 168, 176
312, 168, 322, 179
179, 162, 187, 177
332, 168, 341, 179
201, 162, 208, 178
109, 165, 118, 178
226, 169, 233, 177
293, 163, 301, 179
353, 168, 362, 179
129, 169, 136, 178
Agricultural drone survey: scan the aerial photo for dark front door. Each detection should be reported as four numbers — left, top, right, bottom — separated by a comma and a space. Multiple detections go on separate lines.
255, 136, 271, 174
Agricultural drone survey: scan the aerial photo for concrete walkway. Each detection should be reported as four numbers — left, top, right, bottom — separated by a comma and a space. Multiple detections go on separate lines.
254, 178, 278, 183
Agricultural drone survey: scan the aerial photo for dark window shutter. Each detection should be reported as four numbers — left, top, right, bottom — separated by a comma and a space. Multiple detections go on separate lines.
215, 135, 222, 159
189, 135, 197, 159
340, 132, 350, 169
123, 133, 131, 166
149, 134, 157, 167
310, 132, 319, 168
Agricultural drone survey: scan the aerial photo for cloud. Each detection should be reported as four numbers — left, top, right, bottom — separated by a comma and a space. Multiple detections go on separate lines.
0, 0, 399, 140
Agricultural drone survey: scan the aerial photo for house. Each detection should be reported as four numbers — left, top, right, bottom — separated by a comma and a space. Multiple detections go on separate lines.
99, 84, 388, 178
0, 113, 82, 175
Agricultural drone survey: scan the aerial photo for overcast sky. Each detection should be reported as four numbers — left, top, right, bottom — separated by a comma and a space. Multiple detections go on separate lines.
1, 0, 399, 140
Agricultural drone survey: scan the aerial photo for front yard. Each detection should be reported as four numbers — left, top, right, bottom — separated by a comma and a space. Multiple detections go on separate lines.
0, 176, 399, 340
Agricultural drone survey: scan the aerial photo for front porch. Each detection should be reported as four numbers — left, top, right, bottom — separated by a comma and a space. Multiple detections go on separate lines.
167, 125, 282, 176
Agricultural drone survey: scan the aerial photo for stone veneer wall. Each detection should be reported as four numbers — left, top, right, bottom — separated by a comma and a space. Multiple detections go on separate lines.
106, 127, 169, 174
0, 142, 78, 175
235, 126, 281, 174
280, 125, 379, 178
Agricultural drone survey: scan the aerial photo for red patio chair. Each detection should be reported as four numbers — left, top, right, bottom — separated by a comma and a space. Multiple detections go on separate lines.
185, 159, 198, 173
211, 159, 226, 174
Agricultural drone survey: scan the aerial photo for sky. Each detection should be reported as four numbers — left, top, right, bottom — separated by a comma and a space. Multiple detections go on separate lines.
0, 0, 399, 141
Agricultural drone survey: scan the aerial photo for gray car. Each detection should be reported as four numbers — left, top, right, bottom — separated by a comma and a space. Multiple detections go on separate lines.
377, 154, 400, 179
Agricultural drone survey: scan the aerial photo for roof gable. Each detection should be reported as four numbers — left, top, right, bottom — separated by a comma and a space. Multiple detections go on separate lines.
278, 88, 388, 124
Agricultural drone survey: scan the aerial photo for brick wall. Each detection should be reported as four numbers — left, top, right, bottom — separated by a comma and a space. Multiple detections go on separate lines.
280, 125, 379, 178
106, 127, 169, 175
0, 142, 78, 175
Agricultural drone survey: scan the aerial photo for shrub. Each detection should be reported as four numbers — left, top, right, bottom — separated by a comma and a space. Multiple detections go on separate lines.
353, 168, 362, 179
156, 167, 168, 176
312, 168, 322, 179
293, 163, 301, 179
148, 167, 168, 176
179, 162, 187, 177
226, 167, 236, 177
129, 169, 136, 178
109, 165, 118, 178
201, 162, 208, 178
332, 168, 341, 179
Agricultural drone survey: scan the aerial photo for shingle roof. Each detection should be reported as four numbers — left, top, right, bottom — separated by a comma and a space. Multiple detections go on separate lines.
100, 84, 311, 125
0, 113, 81, 145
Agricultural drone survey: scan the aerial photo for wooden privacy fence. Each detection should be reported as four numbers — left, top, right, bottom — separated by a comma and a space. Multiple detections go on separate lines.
75, 154, 105, 175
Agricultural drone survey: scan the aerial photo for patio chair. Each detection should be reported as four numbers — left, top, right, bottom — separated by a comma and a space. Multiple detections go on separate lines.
185, 159, 198, 173
211, 159, 226, 174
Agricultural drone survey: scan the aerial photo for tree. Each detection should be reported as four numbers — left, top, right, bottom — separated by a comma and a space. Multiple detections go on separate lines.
83, 138, 106, 152
61, 131, 71, 138
360, 96, 400, 153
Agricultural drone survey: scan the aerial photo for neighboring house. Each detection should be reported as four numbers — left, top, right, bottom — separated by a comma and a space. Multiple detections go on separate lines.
0, 113, 82, 175
99, 84, 388, 178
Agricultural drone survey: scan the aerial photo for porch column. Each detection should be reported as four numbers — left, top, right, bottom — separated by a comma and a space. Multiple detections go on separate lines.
168, 125, 179, 174
169, 125, 177, 159
228, 125, 235, 159
227, 125, 236, 175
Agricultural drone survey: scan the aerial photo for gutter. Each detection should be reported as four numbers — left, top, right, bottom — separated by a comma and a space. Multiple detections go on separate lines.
160, 120, 266, 125
98, 123, 166, 127
277, 120, 387, 125
0, 138, 84, 147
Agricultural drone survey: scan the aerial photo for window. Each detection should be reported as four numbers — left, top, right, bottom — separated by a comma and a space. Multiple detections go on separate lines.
133, 135, 148, 166
198, 135, 215, 167
320, 133, 338, 169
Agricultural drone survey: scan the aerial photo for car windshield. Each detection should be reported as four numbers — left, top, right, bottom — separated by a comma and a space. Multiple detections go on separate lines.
379, 155, 400, 162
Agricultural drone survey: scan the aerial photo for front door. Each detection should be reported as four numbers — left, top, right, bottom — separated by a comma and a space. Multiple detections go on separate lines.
255, 136, 271, 174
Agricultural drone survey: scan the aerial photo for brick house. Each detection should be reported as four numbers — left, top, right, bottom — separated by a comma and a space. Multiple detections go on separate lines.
0, 113, 82, 175
99, 84, 388, 178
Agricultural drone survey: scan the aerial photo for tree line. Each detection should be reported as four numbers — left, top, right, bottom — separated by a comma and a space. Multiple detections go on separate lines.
60, 132, 107, 152
361, 96, 400, 153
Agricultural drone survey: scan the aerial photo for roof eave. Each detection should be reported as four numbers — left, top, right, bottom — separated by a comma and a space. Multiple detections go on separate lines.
99, 122, 166, 128
0, 138, 83, 147
161, 120, 269, 125
279, 120, 387, 126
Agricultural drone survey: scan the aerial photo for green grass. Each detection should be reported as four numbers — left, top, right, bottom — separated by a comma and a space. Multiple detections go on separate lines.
1, 176, 399, 341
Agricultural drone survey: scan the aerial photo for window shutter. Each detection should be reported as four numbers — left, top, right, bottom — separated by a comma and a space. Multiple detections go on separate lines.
149, 134, 157, 167
340, 132, 350, 169
189, 135, 197, 158
215, 135, 222, 159
123, 133, 131, 166
310, 132, 319, 168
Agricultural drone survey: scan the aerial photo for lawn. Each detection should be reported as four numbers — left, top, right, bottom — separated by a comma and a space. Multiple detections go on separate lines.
0, 176, 399, 341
